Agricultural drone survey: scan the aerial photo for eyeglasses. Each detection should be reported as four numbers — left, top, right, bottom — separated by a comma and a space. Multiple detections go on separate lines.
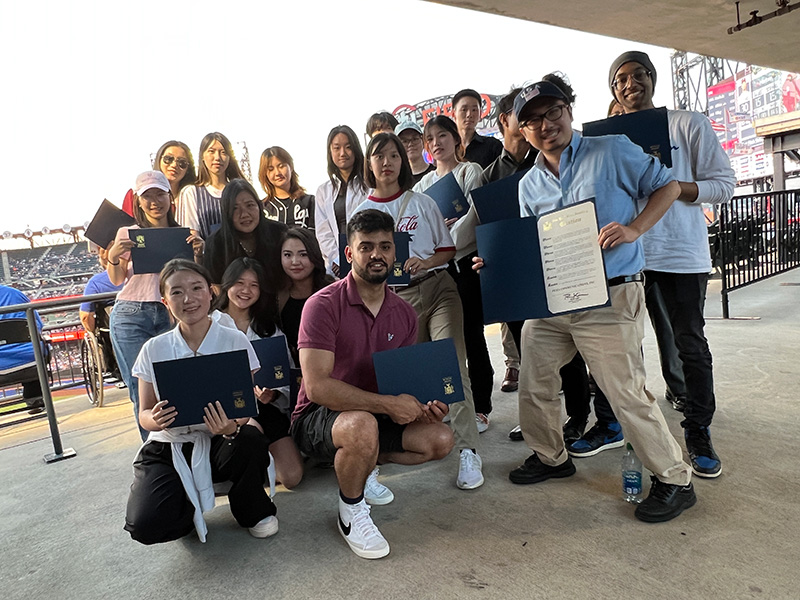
162, 155, 190, 169
519, 104, 568, 131
612, 69, 651, 91
399, 136, 422, 147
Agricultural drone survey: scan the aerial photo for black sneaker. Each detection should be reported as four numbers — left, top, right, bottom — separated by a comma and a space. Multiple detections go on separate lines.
563, 417, 588, 446
568, 421, 624, 458
665, 388, 686, 412
508, 425, 524, 441
634, 476, 697, 522
509, 453, 576, 485
684, 426, 722, 478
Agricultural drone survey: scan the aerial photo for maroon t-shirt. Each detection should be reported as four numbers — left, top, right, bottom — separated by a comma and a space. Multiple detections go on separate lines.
291, 272, 418, 421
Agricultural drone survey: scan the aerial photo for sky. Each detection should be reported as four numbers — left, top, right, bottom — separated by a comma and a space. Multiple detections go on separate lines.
1, 0, 675, 239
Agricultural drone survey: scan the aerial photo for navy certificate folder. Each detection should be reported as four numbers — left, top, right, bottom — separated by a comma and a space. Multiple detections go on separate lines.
471, 170, 528, 224
152, 349, 257, 428
475, 208, 610, 324
423, 172, 469, 220
373, 338, 465, 405
84, 199, 136, 249
582, 107, 672, 168
250, 336, 291, 390
129, 227, 193, 274
337, 232, 411, 285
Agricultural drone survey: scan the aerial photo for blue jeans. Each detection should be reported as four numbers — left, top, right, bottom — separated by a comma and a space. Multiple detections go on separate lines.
110, 300, 172, 441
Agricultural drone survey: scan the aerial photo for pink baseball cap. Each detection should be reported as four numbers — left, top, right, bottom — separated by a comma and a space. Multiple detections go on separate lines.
134, 171, 170, 195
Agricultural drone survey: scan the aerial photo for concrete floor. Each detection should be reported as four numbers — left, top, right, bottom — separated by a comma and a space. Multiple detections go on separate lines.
1, 272, 798, 600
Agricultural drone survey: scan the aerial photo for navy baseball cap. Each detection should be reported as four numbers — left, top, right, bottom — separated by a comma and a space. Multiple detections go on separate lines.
513, 81, 569, 120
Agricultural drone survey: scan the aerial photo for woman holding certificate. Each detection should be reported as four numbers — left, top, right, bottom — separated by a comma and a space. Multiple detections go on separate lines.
355, 132, 484, 491
413, 116, 494, 435
212, 257, 304, 490
107, 171, 204, 441
124, 259, 278, 544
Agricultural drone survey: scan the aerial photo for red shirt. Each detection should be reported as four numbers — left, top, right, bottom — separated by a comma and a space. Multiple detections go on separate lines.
292, 272, 418, 421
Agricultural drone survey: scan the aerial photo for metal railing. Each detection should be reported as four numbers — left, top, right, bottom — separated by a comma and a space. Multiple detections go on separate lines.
717, 190, 800, 318
0, 292, 118, 462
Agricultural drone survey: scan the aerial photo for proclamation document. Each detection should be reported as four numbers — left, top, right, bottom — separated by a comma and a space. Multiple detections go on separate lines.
537, 200, 609, 314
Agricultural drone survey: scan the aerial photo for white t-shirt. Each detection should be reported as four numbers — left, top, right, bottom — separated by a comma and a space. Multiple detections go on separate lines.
639, 110, 736, 273
355, 190, 456, 274
413, 161, 483, 261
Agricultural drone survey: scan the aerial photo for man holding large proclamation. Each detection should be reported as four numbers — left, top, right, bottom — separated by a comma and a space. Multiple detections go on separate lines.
291, 209, 454, 559
488, 74, 696, 523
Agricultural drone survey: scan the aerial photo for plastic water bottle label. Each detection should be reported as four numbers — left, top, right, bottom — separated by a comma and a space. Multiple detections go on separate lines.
623, 471, 642, 495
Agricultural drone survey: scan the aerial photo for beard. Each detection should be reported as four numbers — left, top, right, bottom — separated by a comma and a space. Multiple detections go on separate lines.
352, 259, 390, 284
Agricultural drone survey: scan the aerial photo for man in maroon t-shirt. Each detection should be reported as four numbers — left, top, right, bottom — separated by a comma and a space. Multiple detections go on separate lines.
291, 209, 454, 560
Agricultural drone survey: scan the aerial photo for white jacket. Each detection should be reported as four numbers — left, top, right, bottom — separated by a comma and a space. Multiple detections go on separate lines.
314, 178, 368, 270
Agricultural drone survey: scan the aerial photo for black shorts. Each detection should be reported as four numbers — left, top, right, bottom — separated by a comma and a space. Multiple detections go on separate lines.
290, 405, 406, 462
255, 402, 290, 445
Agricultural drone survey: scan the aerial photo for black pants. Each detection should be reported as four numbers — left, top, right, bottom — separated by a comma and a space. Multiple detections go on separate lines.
448, 253, 494, 414
124, 425, 275, 545
507, 320, 590, 421
593, 272, 715, 429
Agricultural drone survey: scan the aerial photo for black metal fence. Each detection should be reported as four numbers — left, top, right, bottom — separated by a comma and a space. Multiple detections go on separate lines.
0, 292, 118, 462
716, 190, 800, 317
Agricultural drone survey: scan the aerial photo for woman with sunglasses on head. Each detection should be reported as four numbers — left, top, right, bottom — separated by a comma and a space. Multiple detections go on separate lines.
212, 257, 304, 490
124, 259, 278, 545
314, 125, 368, 276
277, 228, 334, 365
122, 140, 197, 217
259, 147, 315, 230
108, 171, 204, 441
177, 132, 247, 240
355, 132, 484, 492
413, 115, 494, 435
203, 178, 287, 292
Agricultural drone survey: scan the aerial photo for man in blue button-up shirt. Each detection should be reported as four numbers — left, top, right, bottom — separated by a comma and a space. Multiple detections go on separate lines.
504, 75, 696, 523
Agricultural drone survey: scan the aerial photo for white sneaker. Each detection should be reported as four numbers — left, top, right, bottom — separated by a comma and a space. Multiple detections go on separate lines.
476, 413, 490, 434
249, 515, 279, 538
457, 449, 484, 490
338, 499, 390, 559
364, 467, 394, 505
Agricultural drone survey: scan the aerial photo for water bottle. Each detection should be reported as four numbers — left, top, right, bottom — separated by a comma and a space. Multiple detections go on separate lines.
621, 443, 643, 504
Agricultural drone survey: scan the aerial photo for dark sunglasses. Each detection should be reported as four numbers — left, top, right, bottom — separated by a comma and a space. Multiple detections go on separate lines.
162, 155, 189, 169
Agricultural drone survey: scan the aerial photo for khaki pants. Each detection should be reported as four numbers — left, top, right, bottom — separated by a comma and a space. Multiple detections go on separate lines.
518, 282, 691, 486
501, 323, 520, 370
397, 270, 480, 451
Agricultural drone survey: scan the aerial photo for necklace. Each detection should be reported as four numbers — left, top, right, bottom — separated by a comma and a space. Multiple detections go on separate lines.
239, 240, 255, 256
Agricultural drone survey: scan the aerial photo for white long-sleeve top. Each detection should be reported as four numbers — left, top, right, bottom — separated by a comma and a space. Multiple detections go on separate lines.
314, 178, 368, 271
638, 110, 736, 273
413, 161, 483, 263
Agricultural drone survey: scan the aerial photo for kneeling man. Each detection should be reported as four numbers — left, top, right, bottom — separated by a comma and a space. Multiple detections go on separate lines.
291, 209, 454, 559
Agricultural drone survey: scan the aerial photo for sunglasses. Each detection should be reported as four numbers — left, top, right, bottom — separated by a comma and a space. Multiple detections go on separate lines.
162, 155, 189, 169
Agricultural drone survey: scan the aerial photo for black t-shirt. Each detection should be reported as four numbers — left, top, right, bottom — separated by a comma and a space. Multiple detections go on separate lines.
334, 184, 348, 234
411, 163, 436, 186
465, 133, 504, 169
280, 295, 307, 365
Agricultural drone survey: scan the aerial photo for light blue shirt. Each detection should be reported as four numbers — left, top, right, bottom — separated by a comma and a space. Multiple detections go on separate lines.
518, 131, 674, 279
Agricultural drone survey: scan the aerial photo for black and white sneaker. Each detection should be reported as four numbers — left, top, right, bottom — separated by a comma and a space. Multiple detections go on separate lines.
338, 499, 390, 559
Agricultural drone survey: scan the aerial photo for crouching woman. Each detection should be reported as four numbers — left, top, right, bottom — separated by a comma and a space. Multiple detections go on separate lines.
124, 259, 277, 544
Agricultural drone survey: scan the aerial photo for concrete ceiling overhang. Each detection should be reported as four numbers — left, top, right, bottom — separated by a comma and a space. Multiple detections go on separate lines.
429, 0, 800, 72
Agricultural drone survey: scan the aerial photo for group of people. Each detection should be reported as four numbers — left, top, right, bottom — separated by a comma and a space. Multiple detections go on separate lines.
104, 49, 734, 559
